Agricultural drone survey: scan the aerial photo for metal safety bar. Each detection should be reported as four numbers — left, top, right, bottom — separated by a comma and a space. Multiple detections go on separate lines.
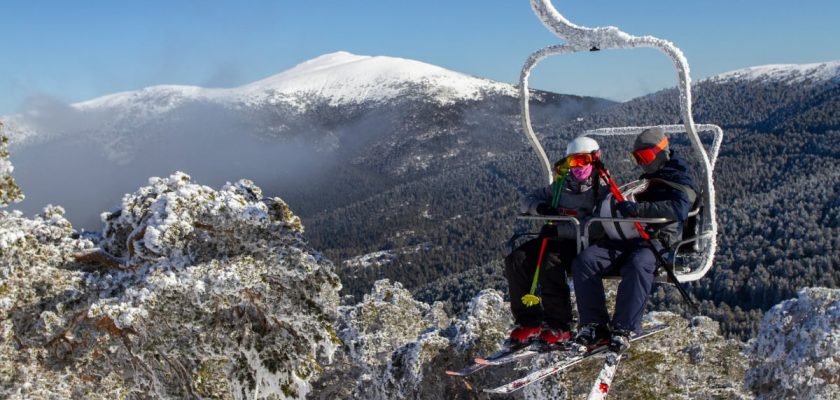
516, 215, 582, 254
582, 216, 671, 248
516, 211, 712, 283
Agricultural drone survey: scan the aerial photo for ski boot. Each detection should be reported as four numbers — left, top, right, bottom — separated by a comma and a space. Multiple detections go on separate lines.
504, 325, 541, 347
608, 329, 632, 354
538, 326, 572, 345
574, 323, 610, 348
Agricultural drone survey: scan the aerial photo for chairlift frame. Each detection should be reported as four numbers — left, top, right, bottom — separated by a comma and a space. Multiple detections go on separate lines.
516, 0, 722, 283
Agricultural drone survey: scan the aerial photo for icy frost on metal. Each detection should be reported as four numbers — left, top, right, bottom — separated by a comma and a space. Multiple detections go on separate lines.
519, 0, 718, 282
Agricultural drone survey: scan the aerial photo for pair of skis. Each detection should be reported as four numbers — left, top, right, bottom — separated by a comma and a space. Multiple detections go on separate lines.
445, 339, 574, 377
447, 325, 669, 397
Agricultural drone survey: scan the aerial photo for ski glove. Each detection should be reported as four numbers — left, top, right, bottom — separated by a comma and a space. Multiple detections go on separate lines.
536, 203, 559, 216
539, 223, 557, 239
616, 201, 639, 217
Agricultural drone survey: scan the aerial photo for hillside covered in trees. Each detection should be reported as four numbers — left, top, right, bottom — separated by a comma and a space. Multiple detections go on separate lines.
307, 73, 840, 340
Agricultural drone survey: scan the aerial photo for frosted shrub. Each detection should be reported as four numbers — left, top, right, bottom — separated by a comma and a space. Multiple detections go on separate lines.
0, 122, 24, 207
1, 172, 340, 400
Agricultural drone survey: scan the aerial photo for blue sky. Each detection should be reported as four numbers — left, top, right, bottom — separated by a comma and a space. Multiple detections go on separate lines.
1, 0, 839, 114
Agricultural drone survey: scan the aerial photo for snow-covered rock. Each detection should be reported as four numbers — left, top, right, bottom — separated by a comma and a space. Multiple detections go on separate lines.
745, 287, 840, 399
523, 312, 751, 400
312, 280, 750, 400
1, 173, 341, 399
313, 280, 451, 399
0, 124, 23, 207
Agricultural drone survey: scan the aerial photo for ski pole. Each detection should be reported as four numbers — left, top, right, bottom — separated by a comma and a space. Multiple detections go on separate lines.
593, 161, 647, 239
521, 237, 549, 306
592, 161, 698, 311
522, 159, 568, 307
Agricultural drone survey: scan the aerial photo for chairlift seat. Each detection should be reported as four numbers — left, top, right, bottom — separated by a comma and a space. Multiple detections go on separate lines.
512, 193, 705, 284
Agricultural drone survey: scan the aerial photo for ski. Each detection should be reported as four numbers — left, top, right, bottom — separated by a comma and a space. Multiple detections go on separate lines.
587, 352, 621, 400
484, 325, 669, 395
445, 361, 487, 378
448, 339, 578, 377
475, 341, 575, 366
483, 349, 590, 394
445, 341, 532, 377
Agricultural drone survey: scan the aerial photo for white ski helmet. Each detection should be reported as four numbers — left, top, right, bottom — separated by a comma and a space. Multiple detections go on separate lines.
565, 136, 600, 156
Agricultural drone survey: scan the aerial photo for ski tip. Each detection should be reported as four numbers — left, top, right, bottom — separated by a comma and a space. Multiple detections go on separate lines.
484, 381, 524, 395
474, 357, 492, 365
445, 370, 460, 376
483, 387, 508, 395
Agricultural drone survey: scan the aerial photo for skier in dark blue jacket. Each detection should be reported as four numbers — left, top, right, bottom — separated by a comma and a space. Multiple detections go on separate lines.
571, 127, 698, 353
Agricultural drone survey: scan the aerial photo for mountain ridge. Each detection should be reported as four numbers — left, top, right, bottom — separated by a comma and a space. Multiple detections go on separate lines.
705, 60, 840, 86
64, 51, 516, 116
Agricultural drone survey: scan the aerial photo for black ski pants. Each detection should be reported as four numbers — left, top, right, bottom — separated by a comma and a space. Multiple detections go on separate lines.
572, 238, 659, 333
504, 237, 577, 331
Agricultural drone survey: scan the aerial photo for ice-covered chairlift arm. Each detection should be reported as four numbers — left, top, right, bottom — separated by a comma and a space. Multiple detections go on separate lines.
520, 0, 718, 282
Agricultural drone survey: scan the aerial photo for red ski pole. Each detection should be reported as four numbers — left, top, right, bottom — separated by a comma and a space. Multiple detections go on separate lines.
593, 161, 649, 240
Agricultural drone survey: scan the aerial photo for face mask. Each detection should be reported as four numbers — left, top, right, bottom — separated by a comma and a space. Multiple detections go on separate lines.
640, 151, 668, 174
570, 164, 593, 181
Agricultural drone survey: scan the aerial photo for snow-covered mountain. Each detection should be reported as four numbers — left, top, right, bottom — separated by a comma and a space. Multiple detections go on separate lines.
6, 51, 516, 148
705, 60, 840, 86
74, 51, 515, 113
2, 51, 612, 230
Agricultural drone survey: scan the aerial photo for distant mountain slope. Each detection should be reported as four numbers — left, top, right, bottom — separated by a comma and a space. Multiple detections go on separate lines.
3, 52, 615, 229
706, 61, 840, 86
550, 61, 840, 137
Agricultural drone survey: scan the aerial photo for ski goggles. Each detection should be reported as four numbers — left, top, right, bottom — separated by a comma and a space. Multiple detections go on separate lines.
566, 151, 600, 168
631, 136, 669, 165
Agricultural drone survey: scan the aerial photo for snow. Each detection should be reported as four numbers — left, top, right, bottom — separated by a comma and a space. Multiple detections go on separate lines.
342, 243, 433, 269
707, 61, 840, 85
238, 51, 514, 106
342, 249, 397, 269
0, 226, 24, 249
2, 174, 340, 399
75, 84, 211, 111
70, 51, 515, 114
745, 287, 840, 399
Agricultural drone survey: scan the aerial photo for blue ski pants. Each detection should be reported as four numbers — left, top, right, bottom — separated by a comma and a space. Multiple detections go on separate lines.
571, 238, 659, 333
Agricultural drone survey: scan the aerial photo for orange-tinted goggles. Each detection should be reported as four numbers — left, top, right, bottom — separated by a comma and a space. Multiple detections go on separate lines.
567, 151, 599, 168
631, 136, 668, 165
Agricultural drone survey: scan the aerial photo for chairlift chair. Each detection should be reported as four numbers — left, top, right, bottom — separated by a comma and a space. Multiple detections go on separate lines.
513, 0, 722, 284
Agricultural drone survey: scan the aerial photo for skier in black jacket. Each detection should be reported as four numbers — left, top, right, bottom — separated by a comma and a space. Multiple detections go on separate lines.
571, 127, 698, 353
504, 136, 607, 346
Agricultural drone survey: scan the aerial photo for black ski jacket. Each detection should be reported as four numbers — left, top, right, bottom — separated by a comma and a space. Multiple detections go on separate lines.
634, 151, 698, 247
